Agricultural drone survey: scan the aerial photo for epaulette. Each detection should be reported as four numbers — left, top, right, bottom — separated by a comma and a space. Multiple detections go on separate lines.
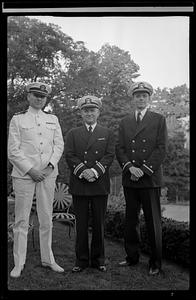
43, 110, 55, 115
14, 110, 28, 115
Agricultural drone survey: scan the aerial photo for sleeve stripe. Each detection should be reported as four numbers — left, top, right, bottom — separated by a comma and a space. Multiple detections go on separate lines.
143, 164, 154, 174
122, 161, 131, 171
73, 163, 85, 175
96, 161, 105, 174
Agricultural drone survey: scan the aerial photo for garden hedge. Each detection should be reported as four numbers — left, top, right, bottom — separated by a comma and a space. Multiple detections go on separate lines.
105, 209, 190, 268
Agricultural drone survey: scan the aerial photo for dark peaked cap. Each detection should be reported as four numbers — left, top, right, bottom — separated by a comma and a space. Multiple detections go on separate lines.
77, 95, 102, 109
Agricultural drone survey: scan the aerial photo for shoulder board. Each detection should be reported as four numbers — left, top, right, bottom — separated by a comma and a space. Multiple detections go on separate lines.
14, 110, 28, 115
43, 110, 55, 115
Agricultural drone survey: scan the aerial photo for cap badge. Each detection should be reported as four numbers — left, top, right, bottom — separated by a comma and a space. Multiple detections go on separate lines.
139, 83, 145, 88
85, 98, 92, 104
40, 85, 47, 91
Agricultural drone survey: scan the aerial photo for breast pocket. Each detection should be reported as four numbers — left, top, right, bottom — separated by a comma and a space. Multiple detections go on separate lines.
45, 124, 56, 139
46, 124, 56, 130
95, 139, 107, 155
21, 124, 36, 140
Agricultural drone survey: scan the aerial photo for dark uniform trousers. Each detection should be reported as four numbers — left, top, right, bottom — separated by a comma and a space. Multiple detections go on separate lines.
123, 187, 162, 268
116, 110, 168, 269
73, 195, 107, 268
65, 124, 115, 268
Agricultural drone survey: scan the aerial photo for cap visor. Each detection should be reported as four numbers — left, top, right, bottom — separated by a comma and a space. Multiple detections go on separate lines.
133, 89, 150, 95
81, 104, 99, 109
29, 91, 48, 96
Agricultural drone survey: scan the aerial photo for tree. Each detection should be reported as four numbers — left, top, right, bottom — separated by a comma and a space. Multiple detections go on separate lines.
151, 84, 189, 119
7, 16, 75, 82
98, 43, 140, 98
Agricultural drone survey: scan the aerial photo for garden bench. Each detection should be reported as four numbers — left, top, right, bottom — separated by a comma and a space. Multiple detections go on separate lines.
52, 182, 75, 238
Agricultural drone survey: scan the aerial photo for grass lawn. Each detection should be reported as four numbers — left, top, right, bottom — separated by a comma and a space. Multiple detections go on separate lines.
7, 219, 189, 291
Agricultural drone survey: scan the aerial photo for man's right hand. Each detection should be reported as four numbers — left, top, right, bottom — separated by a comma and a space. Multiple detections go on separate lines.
129, 166, 144, 178
27, 168, 46, 182
81, 169, 96, 182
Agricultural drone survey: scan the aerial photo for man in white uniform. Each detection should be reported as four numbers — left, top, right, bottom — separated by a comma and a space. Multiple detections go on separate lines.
8, 82, 64, 278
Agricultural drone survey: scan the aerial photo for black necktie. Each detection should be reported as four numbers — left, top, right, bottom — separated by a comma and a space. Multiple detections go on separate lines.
87, 125, 92, 140
137, 112, 141, 125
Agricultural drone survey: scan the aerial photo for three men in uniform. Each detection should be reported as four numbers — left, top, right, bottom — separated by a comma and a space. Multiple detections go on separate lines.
8, 80, 167, 277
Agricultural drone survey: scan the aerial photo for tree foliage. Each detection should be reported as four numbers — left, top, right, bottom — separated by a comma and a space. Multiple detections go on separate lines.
151, 85, 189, 119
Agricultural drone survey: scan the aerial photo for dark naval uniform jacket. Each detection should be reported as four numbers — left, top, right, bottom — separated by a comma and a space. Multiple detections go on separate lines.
65, 124, 115, 195
116, 109, 168, 188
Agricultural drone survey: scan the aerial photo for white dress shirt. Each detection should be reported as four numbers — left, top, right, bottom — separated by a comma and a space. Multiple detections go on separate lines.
85, 123, 97, 132
135, 107, 148, 121
85, 122, 98, 178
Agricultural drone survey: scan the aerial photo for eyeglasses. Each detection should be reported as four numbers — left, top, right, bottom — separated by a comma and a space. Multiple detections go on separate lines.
32, 92, 46, 99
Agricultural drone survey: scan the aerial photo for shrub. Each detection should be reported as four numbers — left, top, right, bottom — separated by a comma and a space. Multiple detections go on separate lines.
105, 209, 190, 267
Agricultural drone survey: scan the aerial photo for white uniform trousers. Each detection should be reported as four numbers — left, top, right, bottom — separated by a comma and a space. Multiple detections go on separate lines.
12, 177, 56, 267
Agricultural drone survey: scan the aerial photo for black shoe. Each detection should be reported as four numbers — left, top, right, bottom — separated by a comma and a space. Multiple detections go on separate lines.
97, 265, 107, 272
72, 266, 85, 273
119, 260, 139, 267
91, 264, 107, 272
119, 260, 130, 266
149, 267, 161, 275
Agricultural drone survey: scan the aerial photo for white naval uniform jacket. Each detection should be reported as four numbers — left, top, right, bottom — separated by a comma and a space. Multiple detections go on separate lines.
8, 107, 64, 179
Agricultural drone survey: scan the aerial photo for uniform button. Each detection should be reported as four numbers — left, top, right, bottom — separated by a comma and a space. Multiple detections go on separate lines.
142, 139, 146, 142
95, 151, 98, 154
38, 124, 41, 126
150, 165, 153, 168
84, 151, 87, 154
142, 149, 146, 152
40, 152, 43, 154
132, 160, 135, 163
143, 160, 146, 162
132, 150, 135, 153
84, 160, 87, 163
39, 132, 42, 135
132, 140, 135, 143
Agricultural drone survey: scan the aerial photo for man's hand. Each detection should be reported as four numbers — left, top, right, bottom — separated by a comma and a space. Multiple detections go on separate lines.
81, 169, 96, 182
42, 166, 54, 177
130, 174, 140, 181
27, 168, 46, 182
129, 166, 144, 178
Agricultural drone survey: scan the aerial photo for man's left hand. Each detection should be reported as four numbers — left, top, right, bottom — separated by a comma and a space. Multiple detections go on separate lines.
42, 166, 54, 177
82, 169, 96, 181
130, 174, 139, 181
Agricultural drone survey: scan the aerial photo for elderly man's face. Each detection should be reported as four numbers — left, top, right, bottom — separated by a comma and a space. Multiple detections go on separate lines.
27, 92, 47, 110
133, 91, 151, 110
81, 107, 100, 125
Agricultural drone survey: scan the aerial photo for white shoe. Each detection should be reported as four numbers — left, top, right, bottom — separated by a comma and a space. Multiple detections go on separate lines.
42, 262, 64, 273
10, 265, 24, 278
